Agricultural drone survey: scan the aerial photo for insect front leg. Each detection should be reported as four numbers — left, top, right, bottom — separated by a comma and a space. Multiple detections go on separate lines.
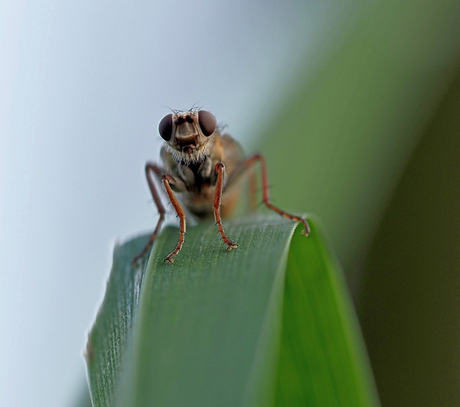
214, 162, 238, 251
239, 154, 311, 236
161, 174, 187, 263
132, 162, 167, 266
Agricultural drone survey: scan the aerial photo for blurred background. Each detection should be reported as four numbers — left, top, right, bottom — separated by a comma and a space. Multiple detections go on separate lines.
1, 0, 460, 406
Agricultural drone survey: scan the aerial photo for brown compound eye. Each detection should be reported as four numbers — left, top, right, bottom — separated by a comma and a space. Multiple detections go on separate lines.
198, 110, 217, 137
158, 114, 173, 141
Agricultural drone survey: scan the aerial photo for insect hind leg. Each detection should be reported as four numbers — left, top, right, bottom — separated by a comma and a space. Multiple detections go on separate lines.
239, 154, 310, 236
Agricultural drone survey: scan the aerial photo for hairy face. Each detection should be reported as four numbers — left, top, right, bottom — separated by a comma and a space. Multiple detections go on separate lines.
158, 110, 217, 163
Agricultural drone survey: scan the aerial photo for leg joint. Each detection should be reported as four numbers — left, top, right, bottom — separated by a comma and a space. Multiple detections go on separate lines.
215, 162, 225, 172
162, 174, 175, 184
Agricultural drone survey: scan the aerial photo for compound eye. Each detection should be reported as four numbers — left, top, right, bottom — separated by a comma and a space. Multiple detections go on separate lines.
198, 110, 217, 137
158, 114, 173, 141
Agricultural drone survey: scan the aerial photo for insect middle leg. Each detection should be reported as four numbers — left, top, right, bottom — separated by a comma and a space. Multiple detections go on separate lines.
132, 163, 167, 266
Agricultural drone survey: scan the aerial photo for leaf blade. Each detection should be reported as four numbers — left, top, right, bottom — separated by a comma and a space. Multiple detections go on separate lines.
127, 215, 296, 407
275, 218, 379, 406
86, 215, 378, 407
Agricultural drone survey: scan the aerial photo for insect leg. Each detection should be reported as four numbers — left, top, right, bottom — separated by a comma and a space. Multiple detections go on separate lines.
162, 174, 186, 263
132, 163, 167, 266
241, 154, 310, 236
248, 166, 258, 211
214, 163, 238, 250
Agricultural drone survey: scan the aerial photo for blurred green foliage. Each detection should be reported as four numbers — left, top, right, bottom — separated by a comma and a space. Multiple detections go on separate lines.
259, 0, 460, 275
358, 72, 460, 406
255, 1, 460, 406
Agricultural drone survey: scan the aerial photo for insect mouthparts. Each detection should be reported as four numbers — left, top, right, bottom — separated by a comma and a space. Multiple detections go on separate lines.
182, 145, 196, 155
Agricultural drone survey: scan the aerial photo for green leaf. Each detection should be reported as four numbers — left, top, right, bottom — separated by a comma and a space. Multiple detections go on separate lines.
86, 215, 378, 406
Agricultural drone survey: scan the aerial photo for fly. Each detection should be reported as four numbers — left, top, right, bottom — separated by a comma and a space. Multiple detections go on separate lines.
133, 109, 310, 264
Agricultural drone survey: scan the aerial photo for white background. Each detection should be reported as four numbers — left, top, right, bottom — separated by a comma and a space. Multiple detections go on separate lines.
0, 1, 336, 405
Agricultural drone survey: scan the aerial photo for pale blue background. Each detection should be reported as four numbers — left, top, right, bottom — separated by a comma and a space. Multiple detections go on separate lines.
0, 1, 339, 405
